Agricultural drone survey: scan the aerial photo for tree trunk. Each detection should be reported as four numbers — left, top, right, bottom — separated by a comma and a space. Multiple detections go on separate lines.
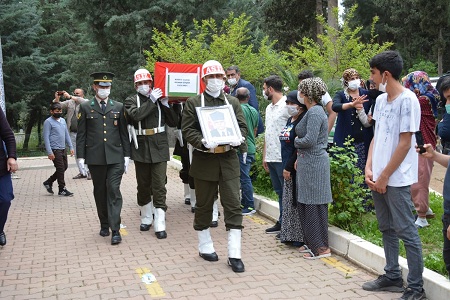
315, 0, 324, 42
22, 108, 38, 150
438, 27, 444, 76
328, 0, 339, 30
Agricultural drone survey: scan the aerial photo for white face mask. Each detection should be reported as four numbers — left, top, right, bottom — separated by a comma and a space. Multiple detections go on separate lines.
97, 88, 110, 99
286, 105, 299, 116
378, 73, 387, 92
227, 78, 237, 86
297, 92, 305, 104
263, 89, 269, 100
206, 78, 224, 93
347, 79, 360, 90
137, 84, 150, 96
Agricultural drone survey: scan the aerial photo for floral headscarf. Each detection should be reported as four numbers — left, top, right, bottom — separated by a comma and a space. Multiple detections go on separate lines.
402, 71, 440, 117
298, 77, 327, 104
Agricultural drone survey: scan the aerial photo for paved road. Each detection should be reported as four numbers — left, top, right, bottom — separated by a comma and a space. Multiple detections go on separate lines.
0, 157, 417, 299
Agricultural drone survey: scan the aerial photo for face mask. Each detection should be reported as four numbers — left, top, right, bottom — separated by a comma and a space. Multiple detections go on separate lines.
378, 74, 387, 93
227, 78, 237, 86
445, 104, 450, 114
206, 78, 224, 93
97, 88, 110, 99
286, 105, 299, 116
297, 92, 305, 104
262, 89, 269, 100
348, 79, 360, 90
137, 84, 150, 96
53, 113, 62, 118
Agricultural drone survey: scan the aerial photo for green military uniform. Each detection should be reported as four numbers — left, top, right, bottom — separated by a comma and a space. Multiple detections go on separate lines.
76, 97, 131, 232
182, 92, 248, 230
124, 93, 178, 210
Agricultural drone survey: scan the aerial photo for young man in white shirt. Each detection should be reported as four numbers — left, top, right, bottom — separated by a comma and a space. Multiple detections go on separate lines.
363, 50, 426, 300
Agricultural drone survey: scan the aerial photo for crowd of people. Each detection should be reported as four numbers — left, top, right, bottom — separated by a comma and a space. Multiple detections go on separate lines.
2, 50, 450, 298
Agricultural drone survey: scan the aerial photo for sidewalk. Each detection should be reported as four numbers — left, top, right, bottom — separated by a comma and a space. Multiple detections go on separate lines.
0, 157, 445, 299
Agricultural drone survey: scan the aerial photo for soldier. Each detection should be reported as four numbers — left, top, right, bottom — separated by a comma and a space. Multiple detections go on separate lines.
76, 72, 131, 245
182, 60, 248, 273
125, 68, 178, 239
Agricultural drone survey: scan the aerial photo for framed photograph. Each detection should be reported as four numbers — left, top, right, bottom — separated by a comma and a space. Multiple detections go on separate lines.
196, 105, 243, 145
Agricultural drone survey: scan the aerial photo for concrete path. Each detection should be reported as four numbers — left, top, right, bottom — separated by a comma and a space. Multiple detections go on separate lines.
0, 157, 434, 300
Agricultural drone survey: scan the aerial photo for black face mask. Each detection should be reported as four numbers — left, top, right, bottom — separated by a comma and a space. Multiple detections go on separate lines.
367, 89, 383, 99
53, 113, 62, 118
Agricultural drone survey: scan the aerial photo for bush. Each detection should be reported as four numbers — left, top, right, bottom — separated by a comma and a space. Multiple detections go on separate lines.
251, 134, 278, 200
328, 139, 372, 230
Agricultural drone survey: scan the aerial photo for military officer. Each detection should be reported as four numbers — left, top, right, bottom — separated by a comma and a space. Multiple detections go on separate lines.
181, 60, 248, 273
76, 72, 131, 245
125, 68, 178, 239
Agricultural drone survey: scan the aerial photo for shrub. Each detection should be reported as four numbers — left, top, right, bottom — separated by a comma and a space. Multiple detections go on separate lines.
328, 138, 372, 230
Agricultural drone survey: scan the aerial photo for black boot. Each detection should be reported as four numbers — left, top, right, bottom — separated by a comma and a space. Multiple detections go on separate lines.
0, 231, 6, 246
111, 230, 122, 245
228, 258, 245, 272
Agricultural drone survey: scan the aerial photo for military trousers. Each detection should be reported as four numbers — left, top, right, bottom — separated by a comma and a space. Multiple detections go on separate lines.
134, 161, 167, 211
88, 163, 124, 231
193, 175, 243, 231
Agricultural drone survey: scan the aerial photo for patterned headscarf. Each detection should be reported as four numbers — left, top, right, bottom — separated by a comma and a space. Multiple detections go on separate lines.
342, 68, 360, 87
298, 77, 327, 104
402, 71, 440, 117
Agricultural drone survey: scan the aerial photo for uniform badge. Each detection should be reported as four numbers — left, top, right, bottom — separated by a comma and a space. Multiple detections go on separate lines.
114, 120, 118, 126
77, 112, 81, 119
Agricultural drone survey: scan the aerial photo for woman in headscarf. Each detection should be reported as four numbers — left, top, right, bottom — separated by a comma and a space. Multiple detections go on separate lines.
295, 77, 332, 259
402, 71, 440, 228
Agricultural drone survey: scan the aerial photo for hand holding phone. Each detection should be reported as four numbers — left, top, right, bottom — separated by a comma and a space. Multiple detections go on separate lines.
415, 131, 426, 154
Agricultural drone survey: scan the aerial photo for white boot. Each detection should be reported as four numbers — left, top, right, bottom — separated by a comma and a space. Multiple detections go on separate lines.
139, 203, 153, 231
227, 229, 244, 272
190, 188, 196, 213
184, 184, 190, 204
198, 229, 218, 261
154, 208, 167, 239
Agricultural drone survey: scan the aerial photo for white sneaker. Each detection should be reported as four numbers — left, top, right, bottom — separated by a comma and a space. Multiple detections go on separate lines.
425, 208, 435, 219
415, 217, 429, 228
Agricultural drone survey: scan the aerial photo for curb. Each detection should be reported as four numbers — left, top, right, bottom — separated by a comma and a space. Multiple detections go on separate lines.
169, 156, 450, 300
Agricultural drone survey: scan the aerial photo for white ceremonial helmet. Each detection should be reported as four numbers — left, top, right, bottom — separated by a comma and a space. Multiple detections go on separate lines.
134, 68, 153, 83
201, 60, 225, 78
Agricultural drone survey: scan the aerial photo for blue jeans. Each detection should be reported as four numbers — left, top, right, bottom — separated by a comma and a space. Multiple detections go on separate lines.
0, 173, 14, 233
372, 186, 424, 292
239, 153, 255, 209
267, 162, 284, 223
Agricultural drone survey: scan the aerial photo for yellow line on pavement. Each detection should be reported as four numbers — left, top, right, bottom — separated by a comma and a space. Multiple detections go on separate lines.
135, 267, 166, 297
321, 256, 357, 275
119, 228, 128, 236
245, 214, 268, 225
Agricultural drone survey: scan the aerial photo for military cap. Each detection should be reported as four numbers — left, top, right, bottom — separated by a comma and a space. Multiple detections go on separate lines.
90, 72, 115, 86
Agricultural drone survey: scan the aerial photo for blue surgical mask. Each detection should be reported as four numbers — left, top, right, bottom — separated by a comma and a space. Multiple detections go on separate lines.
445, 104, 450, 114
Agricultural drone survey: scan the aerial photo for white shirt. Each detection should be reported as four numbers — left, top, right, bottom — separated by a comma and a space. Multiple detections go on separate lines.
265, 96, 289, 162
371, 89, 421, 187
321, 92, 332, 107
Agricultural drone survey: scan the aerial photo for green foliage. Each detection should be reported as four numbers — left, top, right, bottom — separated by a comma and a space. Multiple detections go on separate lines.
251, 135, 278, 201
144, 13, 286, 85
407, 61, 438, 77
328, 138, 372, 230
287, 5, 393, 82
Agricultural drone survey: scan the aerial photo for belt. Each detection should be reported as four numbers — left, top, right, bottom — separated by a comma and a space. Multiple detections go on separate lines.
137, 126, 165, 136
195, 145, 231, 154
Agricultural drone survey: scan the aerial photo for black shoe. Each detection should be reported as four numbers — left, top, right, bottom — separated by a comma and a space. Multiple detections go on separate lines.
184, 198, 191, 205
155, 231, 167, 239
228, 258, 245, 272
191, 207, 195, 213
265, 222, 281, 234
111, 230, 122, 245
399, 288, 426, 300
275, 232, 281, 240
199, 252, 219, 261
58, 188, 74, 197
362, 275, 404, 292
0, 231, 6, 246
210, 221, 218, 227
99, 228, 110, 237
140, 224, 151, 231
73, 173, 87, 179
43, 181, 54, 194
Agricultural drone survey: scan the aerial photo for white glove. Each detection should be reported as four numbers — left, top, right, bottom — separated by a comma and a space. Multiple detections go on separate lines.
124, 157, 130, 174
201, 138, 218, 150
77, 158, 86, 176
242, 152, 247, 165
149, 88, 163, 103
160, 97, 169, 108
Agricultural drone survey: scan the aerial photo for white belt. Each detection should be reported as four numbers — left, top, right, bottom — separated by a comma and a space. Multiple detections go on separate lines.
195, 145, 231, 154
137, 126, 165, 136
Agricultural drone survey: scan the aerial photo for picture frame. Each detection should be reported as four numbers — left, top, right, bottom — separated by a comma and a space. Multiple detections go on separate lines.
196, 105, 243, 145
